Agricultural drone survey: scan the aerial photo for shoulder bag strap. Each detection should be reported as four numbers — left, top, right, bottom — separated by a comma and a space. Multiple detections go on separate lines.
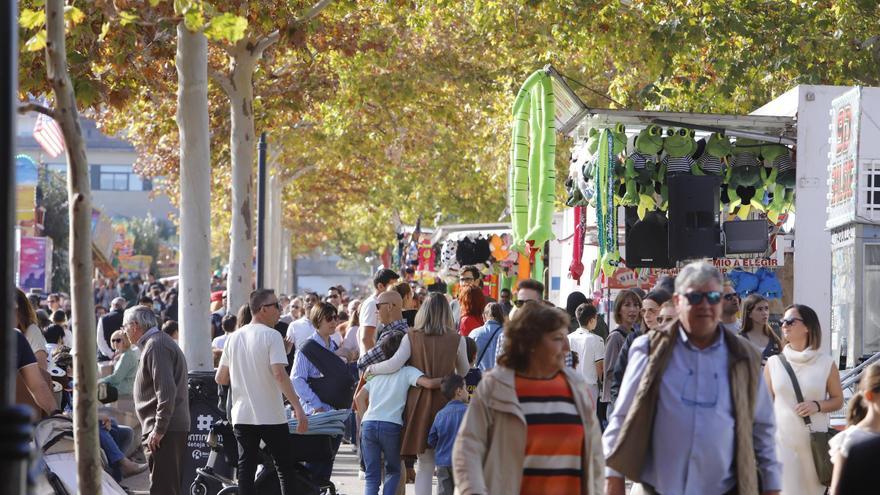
777, 353, 812, 427
476, 324, 502, 365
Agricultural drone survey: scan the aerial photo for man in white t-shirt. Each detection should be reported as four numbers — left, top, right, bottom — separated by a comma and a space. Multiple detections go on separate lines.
568, 302, 605, 407
215, 289, 308, 495
358, 268, 399, 356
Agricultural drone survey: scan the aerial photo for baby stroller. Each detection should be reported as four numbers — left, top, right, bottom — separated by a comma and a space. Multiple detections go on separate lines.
190, 416, 340, 495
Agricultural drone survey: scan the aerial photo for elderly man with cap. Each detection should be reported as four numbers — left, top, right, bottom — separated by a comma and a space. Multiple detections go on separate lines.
98, 297, 128, 361
357, 291, 408, 372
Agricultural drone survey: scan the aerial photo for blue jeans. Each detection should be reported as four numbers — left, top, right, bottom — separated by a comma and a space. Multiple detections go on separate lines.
361, 421, 402, 495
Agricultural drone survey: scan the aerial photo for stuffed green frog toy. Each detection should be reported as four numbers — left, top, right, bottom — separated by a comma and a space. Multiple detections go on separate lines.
760, 143, 796, 223
622, 124, 663, 217
692, 132, 732, 176
726, 138, 767, 219
656, 127, 697, 210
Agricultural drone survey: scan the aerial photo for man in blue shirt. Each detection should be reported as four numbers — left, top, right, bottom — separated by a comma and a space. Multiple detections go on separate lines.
603, 261, 782, 495
428, 374, 469, 495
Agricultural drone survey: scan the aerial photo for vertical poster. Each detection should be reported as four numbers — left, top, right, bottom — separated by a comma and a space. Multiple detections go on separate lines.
826, 87, 861, 229
19, 236, 52, 292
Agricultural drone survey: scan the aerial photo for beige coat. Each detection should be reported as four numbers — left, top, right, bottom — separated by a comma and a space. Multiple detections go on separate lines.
452, 366, 604, 495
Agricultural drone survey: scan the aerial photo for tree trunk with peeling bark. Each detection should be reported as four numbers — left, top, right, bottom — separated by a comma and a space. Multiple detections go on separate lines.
219, 39, 265, 313
177, 23, 213, 372
44, 0, 100, 492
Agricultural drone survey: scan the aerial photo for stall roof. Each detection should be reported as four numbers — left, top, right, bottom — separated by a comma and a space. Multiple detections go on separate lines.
546, 65, 798, 145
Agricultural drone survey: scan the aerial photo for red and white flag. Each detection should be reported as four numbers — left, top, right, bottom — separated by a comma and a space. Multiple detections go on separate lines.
33, 112, 65, 158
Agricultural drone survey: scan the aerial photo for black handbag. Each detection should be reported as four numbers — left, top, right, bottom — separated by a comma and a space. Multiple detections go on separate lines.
777, 353, 835, 486
300, 339, 355, 410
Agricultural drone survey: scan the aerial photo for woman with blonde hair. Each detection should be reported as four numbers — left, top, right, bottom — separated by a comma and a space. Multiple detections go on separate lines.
740, 293, 784, 365
100, 329, 140, 414
366, 292, 469, 495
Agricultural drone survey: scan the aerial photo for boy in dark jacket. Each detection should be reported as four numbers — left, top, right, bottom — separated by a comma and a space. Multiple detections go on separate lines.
427, 374, 469, 495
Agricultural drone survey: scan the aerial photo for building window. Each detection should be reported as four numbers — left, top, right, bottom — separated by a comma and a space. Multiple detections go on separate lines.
864, 244, 880, 355
93, 165, 151, 192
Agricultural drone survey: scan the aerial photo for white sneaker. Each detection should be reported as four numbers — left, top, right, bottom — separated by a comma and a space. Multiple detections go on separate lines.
358, 469, 366, 480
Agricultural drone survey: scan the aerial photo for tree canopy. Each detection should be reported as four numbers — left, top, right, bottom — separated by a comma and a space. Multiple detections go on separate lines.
18, 0, 880, 263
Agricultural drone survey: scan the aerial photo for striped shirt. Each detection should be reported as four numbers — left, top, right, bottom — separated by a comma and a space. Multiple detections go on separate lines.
515, 373, 584, 495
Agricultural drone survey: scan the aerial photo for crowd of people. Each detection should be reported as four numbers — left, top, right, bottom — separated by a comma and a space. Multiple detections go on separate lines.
10, 261, 880, 495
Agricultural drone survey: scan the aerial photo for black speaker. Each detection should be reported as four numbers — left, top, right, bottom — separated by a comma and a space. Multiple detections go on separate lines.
667, 175, 723, 261
625, 208, 674, 268
724, 219, 769, 254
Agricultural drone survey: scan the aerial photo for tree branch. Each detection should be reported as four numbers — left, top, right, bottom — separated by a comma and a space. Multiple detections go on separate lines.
18, 102, 56, 119
294, 0, 335, 24
253, 30, 281, 57
209, 69, 234, 95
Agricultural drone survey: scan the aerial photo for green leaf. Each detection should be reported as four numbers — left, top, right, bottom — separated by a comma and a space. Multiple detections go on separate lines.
98, 22, 110, 42
118, 10, 139, 26
149, 0, 162, 6
184, 9, 205, 32
19, 9, 45, 30
64, 6, 85, 25
204, 13, 248, 43
24, 30, 46, 52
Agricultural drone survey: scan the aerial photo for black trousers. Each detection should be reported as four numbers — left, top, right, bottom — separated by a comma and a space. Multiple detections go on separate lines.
234, 423, 297, 495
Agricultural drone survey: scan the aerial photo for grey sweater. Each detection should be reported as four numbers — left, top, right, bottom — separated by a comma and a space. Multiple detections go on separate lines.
134, 329, 190, 435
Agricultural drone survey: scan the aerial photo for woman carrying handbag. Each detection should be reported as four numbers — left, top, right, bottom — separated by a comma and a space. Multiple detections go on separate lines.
764, 304, 843, 494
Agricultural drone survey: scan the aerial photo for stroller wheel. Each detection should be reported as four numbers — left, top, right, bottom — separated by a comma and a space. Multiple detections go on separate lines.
189, 481, 209, 495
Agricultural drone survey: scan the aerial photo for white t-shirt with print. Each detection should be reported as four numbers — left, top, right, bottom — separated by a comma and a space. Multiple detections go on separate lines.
568, 328, 605, 386
219, 323, 289, 425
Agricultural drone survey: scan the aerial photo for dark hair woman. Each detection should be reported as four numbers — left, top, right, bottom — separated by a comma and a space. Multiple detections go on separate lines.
453, 303, 604, 494
740, 294, 784, 365
364, 293, 469, 495
831, 363, 880, 494
458, 285, 487, 337
764, 303, 843, 493
601, 290, 641, 406
15, 288, 48, 370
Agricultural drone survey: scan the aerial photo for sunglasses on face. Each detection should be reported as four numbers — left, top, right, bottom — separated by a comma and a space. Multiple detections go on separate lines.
111, 338, 122, 343
682, 291, 722, 305
723, 293, 740, 301
262, 301, 280, 310
659, 316, 676, 324
780, 317, 803, 327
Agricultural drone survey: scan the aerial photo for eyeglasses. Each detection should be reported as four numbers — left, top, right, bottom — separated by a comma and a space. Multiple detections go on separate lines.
328, 294, 340, 299
780, 317, 803, 327
723, 293, 740, 301
659, 316, 676, 324
682, 291, 722, 305
111, 338, 122, 343
261, 301, 280, 310
459, 277, 475, 283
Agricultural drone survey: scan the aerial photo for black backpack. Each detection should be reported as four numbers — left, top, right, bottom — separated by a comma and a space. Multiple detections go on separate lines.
300, 339, 356, 410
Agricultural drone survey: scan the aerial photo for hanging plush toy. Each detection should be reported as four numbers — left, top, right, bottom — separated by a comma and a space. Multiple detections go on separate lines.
578, 128, 601, 206
727, 268, 759, 297
440, 238, 459, 271
417, 238, 435, 272
656, 127, 697, 210
569, 205, 586, 283
756, 267, 783, 299
726, 138, 767, 219
508, 69, 556, 255
622, 124, 663, 218
692, 132, 732, 176
565, 136, 594, 207
593, 128, 621, 281
760, 143, 796, 223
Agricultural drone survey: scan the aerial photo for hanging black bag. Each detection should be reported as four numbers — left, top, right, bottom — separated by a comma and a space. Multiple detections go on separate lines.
300, 339, 356, 410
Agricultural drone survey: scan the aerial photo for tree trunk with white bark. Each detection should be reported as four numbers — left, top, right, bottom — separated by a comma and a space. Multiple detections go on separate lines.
44, 0, 100, 492
176, 23, 213, 372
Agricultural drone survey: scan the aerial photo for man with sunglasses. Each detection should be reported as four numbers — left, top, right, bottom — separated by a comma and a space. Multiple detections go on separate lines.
216, 289, 308, 495
603, 262, 781, 495
720, 283, 742, 333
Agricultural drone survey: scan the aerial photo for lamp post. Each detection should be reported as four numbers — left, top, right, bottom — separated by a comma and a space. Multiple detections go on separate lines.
1, 2, 35, 494
256, 132, 267, 289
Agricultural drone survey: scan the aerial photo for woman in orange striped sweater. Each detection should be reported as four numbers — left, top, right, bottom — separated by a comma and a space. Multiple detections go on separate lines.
452, 303, 604, 495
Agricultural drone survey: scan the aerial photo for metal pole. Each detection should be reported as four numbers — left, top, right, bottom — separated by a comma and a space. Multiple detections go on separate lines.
1, 1, 36, 493
256, 132, 267, 289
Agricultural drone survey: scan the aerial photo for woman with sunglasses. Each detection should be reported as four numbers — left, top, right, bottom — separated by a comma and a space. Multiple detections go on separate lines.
99, 329, 140, 413
740, 294, 784, 366
764, 304, 844, 494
